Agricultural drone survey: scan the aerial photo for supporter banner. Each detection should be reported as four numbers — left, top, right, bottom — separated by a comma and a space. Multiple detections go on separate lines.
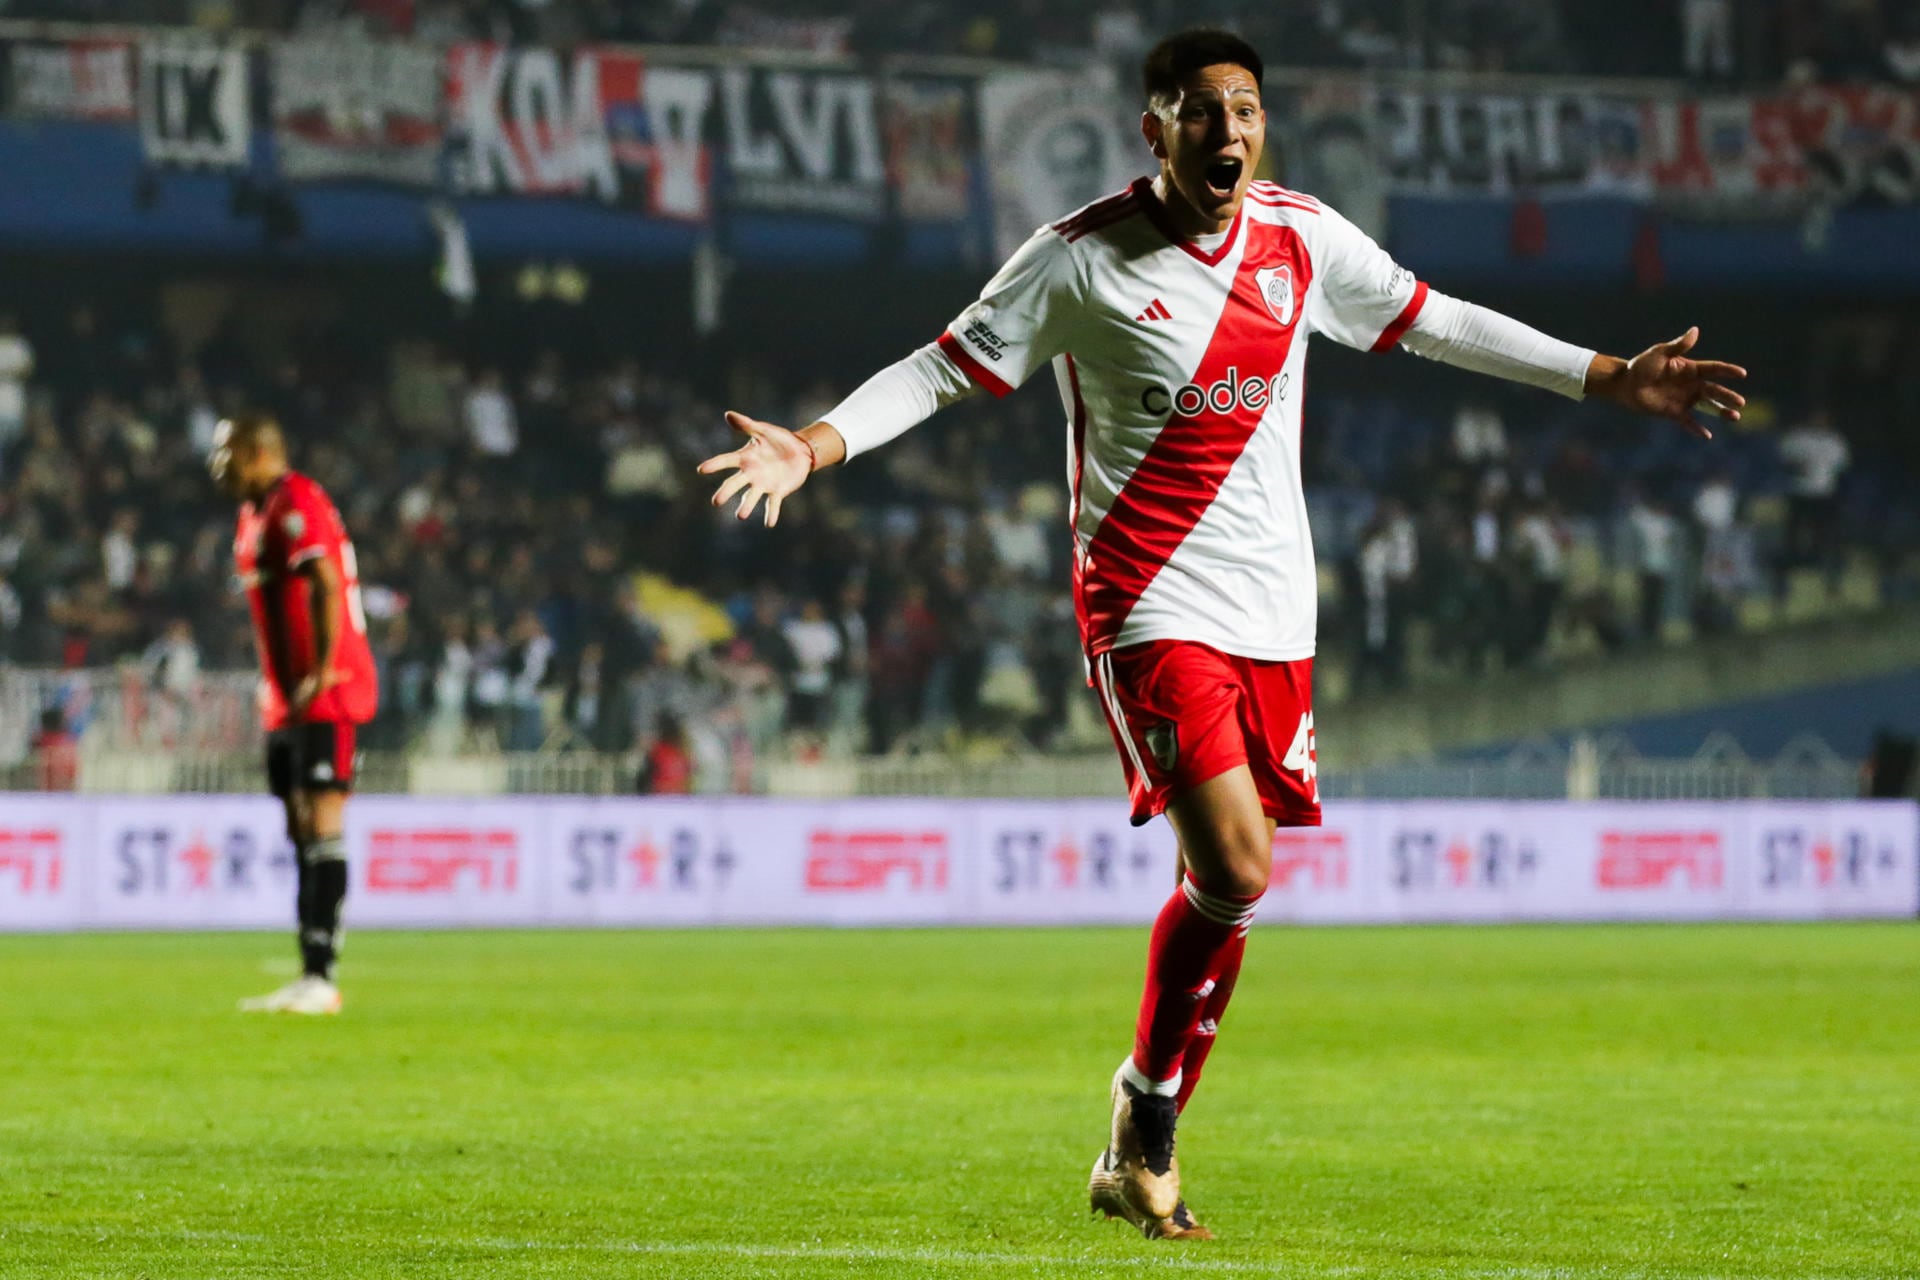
702, 61, 887, 220
978, 68, 1153, 258
1273, 79, 1390, 242
4, 39, 135, 121
0, 798, 1911, 930
444, 42, 644, 202
1321, 83, 1920, 214
882, 75, 975, 223
139, 39, 250, 169
444, 49, 892, 220
271, 37, 442, 186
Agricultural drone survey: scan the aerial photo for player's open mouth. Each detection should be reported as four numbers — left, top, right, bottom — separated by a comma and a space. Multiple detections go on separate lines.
1202, 157, 1243, 198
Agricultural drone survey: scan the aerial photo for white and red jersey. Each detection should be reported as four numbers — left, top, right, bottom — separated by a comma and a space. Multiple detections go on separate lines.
933, 177, 1427, 661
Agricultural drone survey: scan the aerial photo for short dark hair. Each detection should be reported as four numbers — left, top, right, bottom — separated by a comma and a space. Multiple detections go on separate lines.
224, 410, 286, 451
1142, 29, 1264, 110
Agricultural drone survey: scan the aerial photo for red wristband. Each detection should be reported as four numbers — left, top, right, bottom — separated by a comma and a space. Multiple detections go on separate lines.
798, 433, 819, 473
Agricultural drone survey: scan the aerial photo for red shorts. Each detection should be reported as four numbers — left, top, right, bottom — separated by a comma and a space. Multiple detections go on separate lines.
1092, 641, 1319, 828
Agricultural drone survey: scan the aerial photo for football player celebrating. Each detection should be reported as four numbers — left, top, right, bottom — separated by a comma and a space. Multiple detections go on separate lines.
213, 413, 378, 1015
699, 29, 1745, 1238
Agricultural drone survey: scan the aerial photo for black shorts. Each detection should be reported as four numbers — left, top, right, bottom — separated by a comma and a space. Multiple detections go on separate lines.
266, 722, 359, 799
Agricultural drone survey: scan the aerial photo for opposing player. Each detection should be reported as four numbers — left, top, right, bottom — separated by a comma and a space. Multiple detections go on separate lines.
698, 29, 1745, 1238
212, 413, 378, 1015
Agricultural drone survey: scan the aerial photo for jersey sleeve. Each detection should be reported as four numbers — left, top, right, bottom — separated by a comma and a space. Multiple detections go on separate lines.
275, 484, 339, 572
934, 227, 1081, 397
1306, 203, 1429, 354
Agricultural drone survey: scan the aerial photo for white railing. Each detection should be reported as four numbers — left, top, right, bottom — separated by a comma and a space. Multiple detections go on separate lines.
4, 736, 1868, 801
1, 667, 261, 764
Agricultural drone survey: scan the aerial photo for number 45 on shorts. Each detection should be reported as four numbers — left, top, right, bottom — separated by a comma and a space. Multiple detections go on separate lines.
1282, 712, 1318, 804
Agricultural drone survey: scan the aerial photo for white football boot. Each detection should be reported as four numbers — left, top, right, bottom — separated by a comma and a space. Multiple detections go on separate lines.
238, 976, 343, 1015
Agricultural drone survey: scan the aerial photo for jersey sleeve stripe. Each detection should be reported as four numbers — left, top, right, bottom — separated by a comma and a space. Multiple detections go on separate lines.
1058, 197, 1140, 242
1063, 206, 1141, 242
1050, 187, 1140, 236
1251, 181, 1319, 207
287, 546, 327, 568
1246, 196, 1321, 216
935, 330, 1014, 398
1369, 280, 1430, 353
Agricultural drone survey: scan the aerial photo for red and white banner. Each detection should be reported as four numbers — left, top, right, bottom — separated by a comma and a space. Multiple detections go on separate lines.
0, 798, 1910, 931
1328, 83, 1920, 213
6, 39, 136, 121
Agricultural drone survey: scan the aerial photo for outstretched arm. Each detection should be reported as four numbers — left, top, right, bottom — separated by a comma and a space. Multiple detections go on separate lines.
1400, 292, 1746, 438
697, 342, 978, 527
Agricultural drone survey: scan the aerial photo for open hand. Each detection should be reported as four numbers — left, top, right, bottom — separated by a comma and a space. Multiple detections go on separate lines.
696, 411, 814, 528
290, 668, 341, 718
1589, 327, 1747, 440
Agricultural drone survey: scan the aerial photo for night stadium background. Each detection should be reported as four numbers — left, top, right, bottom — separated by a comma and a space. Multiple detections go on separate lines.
1, 3, 1917, 1277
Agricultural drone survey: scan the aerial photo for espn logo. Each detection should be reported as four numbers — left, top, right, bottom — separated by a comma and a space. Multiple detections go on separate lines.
804, 830, 949, 894
1596, 830, 1723, 890
1269, 829, 1348, 891
0, 829, 62, 894
366, 828, 519, 895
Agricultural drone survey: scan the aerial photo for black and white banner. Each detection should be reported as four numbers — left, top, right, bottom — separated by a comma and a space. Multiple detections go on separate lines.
1, 797, 1911, 931
977, 67, 1153, 257
705, 63, 887, 220
139, 40, 250, 168
271, 37, 442, 186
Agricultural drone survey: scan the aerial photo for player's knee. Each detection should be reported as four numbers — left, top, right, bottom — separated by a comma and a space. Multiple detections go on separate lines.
1190, 823, 1271, 900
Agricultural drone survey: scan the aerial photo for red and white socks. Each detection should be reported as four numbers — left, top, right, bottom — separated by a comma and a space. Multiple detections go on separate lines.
1124, 874, 1260, 1103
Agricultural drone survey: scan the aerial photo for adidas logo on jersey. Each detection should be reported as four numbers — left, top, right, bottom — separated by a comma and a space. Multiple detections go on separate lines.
1135, 299, 1172, 322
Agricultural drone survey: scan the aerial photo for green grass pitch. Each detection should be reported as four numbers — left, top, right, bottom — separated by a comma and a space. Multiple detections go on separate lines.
3, 923, 1918, 1278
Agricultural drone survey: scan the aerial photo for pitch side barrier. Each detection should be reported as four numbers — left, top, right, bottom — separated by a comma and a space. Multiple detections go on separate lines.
0, 796, 1913, 931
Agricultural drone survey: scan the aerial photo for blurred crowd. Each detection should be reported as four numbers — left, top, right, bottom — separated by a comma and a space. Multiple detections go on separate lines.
1308, 386, 1920, 696
3, 293, 1917, 780
4, 0, 1917, 85
0, 298, 1094, 781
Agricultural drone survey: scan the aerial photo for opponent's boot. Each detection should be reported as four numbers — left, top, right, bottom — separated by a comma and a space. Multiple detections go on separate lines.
239, 975, 342, 1015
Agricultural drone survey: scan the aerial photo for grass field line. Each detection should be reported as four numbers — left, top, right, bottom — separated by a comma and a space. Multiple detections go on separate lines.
6, 1223, 1876, 1280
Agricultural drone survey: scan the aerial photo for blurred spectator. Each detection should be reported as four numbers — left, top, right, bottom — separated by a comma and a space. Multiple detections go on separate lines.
1779, 409, 1852, 581
143, 618, 201, 701
463, 368, 519, 458
505, 608, 554, 750
0, 570, 18, 659
1451, 401, 1508, 470
31, 707, 78, 792
1512, 500, 1569, 664
638, 711, 694, 794
782, 598, 842, 733
563, 639, 621, 751
831, 580, 870, 752
0, 313, 33, 450
102, 509, 140, 592
1354, 499, 1416, 691
1684, 0, 1735, 76
1626, 493, 1685, 643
